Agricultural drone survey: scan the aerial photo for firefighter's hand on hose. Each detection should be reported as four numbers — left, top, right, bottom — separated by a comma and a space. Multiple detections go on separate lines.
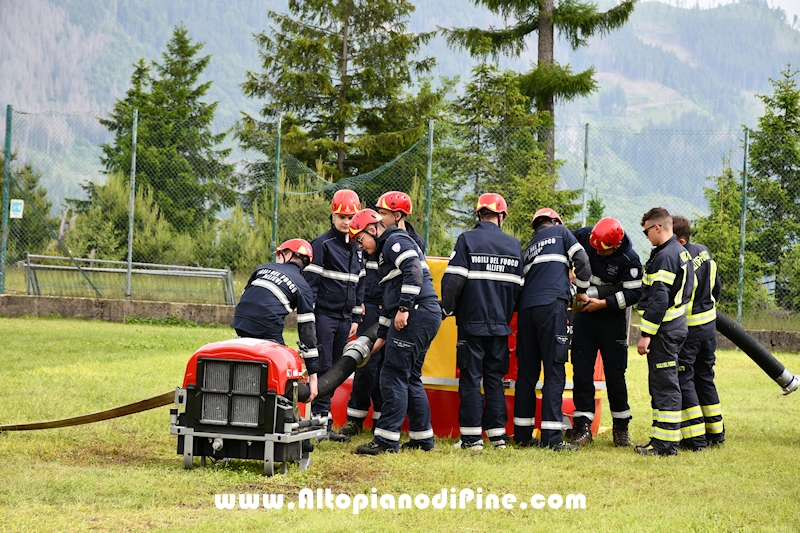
395, 310, 409, 330
371, 338, 385, 355
349, 322, 359, 339
307, 374, 318, 403
637, 335, 650, 355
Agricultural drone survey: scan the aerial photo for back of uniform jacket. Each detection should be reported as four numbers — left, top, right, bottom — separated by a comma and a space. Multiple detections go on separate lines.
684, 241, 720, 340
573, 227, 642, 317
518, 224, 591, 311
303, 227, 366, 320
441, 221, 524, 336
639, 236, 695, 336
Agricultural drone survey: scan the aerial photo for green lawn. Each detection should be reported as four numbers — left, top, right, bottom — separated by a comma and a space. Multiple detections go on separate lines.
0, 316, 799, 532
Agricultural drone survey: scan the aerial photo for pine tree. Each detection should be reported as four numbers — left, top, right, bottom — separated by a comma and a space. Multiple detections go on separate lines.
99, 24, 233, 234
239, 0, 443, 180
444, 0, 637, 164
747, 65, 800, 308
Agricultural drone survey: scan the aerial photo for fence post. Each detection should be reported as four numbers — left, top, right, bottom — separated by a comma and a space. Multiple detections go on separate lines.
424, 118, 434, 249
272, 113, 282, 251
737, 127, 749, 325
125, 109, 138, 300
1, 105, 12, 294
581, 123, 589, 226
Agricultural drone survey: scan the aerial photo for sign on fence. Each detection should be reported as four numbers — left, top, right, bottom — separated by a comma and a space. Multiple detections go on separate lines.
9, 199, 23, 219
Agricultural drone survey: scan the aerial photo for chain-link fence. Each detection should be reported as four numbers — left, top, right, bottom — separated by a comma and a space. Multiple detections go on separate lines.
2, 105, 792, 323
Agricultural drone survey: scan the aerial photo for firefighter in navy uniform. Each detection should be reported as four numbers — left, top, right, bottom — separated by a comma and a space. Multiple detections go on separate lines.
303, 189, 366, 442
347, 209, 442, 455
568, 217, 642, 448
441, 193, 524, 450
231, 238, 319, 402
636, 207, 695, 456
375, 191, 426, 253
340, 191, 426, 438
673, 215, 724, 450
515, 208, 591, 451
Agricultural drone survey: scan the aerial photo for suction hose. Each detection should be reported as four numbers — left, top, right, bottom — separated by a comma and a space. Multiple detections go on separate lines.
581, 283, 799, 395
715, 312, 799, 395
290, 322, 380, 402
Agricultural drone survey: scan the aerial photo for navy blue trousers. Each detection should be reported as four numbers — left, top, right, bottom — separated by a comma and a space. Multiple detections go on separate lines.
514, 301, 569, 446
373, 302, 441, 450
311, 313, 351, 428
457, 333, 510, 443
571, 312, 631, 429
346, 303, 383, 424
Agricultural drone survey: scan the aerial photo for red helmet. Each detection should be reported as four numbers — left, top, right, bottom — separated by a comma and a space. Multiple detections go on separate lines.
331, 189, 361, 215
348, 209, 382, 237
277, 238, 313, 265
589, 217, 625, 251
531, 207, 563, 228
376, 191, 412, 215
476, 193, 508, 215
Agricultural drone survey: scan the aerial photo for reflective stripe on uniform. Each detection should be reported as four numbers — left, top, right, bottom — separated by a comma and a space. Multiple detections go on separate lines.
394, 249, 418, 267
372, 411, 381, 420
680, 422, 706, 439
251, 279, 292, 313
374, 427, 401, 441
640, 318, 659, 335
611, 409, 631, 419
663, 305, 686, 322
687, 307, 716, 326
567, 242, 584, 259
408, 428, 434, 440
485, 427, 506, 438
652, 410, 681, 423
572, 411, 595, 421
445, 265, 469, 277
304, 348, 319, 358
701, 403, 722, 417
680, 405, 703, 422
348, 407, 369, 418
466, 271, 524, 285
540, 421, 563, 430
705, 420, 724, 434
381, 269, 402, 283
649, 426, 681, 442
623, 279, 642, 289
296, 312, 316, 323
514, 417, 535, 426
379, 316, 391, 327
643, 269, 676, 285
460, 426, 482, 436
366, 261, 379, 270
401, 285, 421, 295
352, 306, 363, 315
615, 291, 626, 309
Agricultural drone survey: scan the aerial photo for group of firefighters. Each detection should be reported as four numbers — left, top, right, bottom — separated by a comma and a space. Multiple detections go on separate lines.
232, 188, 725, 457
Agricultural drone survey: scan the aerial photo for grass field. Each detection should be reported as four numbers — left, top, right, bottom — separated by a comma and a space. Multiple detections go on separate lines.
1, 316, 799, 532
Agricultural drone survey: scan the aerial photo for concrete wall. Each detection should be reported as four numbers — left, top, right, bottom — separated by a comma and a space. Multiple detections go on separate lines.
628, 323, 800, 352
0, 294, 296, 328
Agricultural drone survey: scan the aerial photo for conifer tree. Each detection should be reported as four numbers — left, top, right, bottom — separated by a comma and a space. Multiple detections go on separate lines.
100, 24, 233, 233
444, 0, 637, 164
240, 0, 443, 180
747, 65, 800, 308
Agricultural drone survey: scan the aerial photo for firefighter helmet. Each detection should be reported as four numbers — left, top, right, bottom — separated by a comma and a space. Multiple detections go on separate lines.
531, 207, 563, 228
376, 191, 412, 215
331, 189, 361, 215
589, 217, 625, 251
277, 238, 313, 266
348, 209, 383, 237
476, 193, 508, 215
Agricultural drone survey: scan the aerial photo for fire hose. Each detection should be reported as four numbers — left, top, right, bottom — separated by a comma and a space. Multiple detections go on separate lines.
575, 283, 800, 395
0, 324, 381, 432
